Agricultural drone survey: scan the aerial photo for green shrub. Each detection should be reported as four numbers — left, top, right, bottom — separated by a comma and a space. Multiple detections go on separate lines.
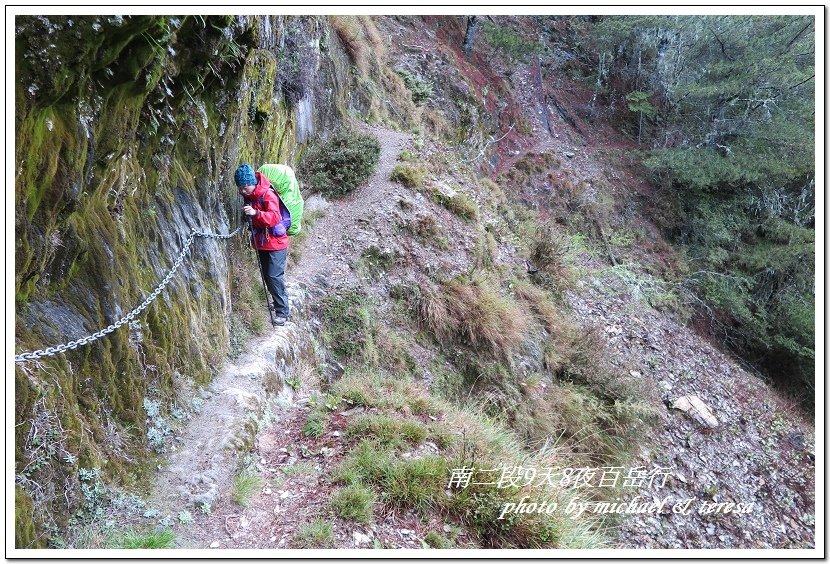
482, 22, 543, 62
298, 130, 380, 197
395, 69, 433, 105
390, 163, 426, 188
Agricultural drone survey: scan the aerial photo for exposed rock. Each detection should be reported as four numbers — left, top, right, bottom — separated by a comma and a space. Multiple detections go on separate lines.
671, 395, 720, 428
353, 530, 372, 546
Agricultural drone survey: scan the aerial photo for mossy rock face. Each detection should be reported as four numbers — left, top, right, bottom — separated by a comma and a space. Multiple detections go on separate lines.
15, 486, 44, 549
14, 14, 381, 543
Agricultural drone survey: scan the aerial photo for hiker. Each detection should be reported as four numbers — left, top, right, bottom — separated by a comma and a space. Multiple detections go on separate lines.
236, 163, 290, 326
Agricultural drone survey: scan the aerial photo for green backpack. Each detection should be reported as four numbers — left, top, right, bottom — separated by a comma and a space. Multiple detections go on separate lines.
257, 164, 305, 236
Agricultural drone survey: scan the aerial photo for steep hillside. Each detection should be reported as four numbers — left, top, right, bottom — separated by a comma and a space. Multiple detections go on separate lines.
14, 14, 815, 552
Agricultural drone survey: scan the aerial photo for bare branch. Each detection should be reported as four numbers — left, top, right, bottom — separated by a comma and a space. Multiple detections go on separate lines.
788, 74, 815, 91
458, 123, 515, 164
781, 21, 813, 56
706, 24, 733, 62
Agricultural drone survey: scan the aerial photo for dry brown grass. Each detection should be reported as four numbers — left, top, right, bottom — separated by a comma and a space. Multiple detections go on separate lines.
512, 379, 658, 465
329, 15, 385, 77
422, 108, 451, 139
528, 223, 573, 293
381, 67, 420, 126
416, 274, 531, 360
513, 281, 562, 332
358, 15, 385, 57
329, 16, 371, 75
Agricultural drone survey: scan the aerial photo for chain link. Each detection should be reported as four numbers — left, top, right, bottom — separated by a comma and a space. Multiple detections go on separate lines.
14, 225, 244, 363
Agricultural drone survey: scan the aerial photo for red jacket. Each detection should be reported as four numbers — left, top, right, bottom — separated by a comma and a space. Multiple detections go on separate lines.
244, 172, 289, 251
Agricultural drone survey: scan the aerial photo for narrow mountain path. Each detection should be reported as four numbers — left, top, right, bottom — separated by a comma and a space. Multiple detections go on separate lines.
146, 125, 415, 550
293, 127, 412, 290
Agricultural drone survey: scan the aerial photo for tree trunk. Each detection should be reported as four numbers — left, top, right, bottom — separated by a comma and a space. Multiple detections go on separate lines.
463, 16, 478, 55
638, 110, 643, 144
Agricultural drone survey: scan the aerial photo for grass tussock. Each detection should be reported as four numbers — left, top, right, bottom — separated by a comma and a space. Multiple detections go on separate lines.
330, 368, 443, 418
424, 530, 454, 549
321, 318, 612, 548
403, 213, 448, 250
232, 465, 264, 508
331, 403, 604, 549
320, 289, 378, 363
345, 413, 428, 447
413, 274, 531, 361
422, 108, 452, 139
110, 528, 175, 549
329, 483, 376, 523
302, 407, 328, 438
390, 163, 427, 188
433, 189, 479, 221
529, 223, 573, 293
293, 519, 334, 548
513, 281, 564, 333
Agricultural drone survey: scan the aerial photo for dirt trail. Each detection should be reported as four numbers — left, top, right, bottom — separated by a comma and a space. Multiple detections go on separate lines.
147, 125, 415, 550
294, 127, 412, 289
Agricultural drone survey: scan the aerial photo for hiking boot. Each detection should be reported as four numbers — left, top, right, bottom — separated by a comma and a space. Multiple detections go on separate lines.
273, 315, 288, 326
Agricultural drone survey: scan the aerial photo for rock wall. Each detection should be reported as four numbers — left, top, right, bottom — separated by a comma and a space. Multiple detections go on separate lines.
13, 14, 358, 547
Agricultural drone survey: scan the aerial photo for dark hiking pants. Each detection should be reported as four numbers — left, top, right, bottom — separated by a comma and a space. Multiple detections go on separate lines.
257, 248, 289, 317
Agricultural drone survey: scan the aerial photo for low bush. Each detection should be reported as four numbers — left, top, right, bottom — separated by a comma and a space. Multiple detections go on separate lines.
298, 130, 380, 198
395, 69, 433, 105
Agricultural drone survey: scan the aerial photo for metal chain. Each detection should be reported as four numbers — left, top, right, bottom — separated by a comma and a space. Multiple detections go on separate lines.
14, 225, 244, 363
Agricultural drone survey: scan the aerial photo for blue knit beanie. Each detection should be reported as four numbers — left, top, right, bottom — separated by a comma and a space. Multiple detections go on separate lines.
234, 164, 256, 188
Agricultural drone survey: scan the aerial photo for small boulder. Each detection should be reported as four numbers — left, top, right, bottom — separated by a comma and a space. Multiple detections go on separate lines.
670, 395, 720, 428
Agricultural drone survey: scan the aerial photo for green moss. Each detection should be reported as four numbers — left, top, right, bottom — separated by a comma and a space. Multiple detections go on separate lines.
15, 486, 44, 548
